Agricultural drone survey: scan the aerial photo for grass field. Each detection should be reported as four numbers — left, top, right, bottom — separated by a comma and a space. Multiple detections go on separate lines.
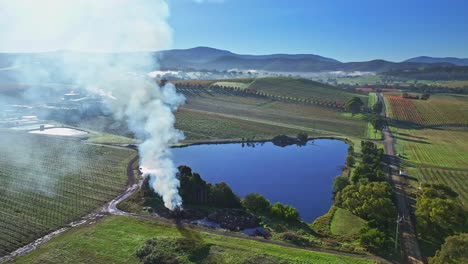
248, 77, 367, 104
0, 130, 136, 256
12, 216, 374, 264
330, 208, 367, 237
385, 94, 468, 126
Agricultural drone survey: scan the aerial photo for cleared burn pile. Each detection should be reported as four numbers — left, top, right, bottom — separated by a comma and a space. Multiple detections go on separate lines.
207, 209, 259, 231
141, 165, 261, 230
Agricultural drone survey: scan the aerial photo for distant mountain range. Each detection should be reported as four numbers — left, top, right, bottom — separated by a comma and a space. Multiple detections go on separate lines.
157, 47, 462, 72
1, 47, 467, 74
404, 56, 468, 66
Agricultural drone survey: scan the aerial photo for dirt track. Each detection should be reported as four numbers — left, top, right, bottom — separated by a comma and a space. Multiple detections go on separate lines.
378, 93, 423, 264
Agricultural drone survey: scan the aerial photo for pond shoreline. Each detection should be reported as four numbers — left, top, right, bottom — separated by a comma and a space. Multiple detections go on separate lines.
174, 135, 353, 148
171, 138, 349, 222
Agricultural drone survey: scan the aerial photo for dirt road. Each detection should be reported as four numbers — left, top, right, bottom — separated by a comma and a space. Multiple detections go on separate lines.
378, 93, 423, 264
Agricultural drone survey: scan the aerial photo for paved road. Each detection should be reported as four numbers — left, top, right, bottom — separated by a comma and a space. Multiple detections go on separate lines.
378, 93, 423, 264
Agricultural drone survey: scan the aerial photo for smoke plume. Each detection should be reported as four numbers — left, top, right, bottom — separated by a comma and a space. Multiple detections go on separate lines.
0, 0, 185, 209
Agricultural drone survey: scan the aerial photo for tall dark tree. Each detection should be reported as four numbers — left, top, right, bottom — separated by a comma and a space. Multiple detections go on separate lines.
371, 115, 385, 132
373, 101, 383, 114
344, 96, 364, 115
208, 182, 242, 208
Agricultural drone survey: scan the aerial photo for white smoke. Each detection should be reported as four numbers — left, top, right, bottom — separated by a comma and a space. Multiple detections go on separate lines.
0, 0, 185, 209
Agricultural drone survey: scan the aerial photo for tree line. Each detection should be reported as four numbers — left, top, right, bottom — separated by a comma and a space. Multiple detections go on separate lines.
333, 141, 396, 253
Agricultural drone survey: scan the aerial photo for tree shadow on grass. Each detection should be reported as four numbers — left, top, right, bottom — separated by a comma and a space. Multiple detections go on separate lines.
176, 222, 204, 242
393, 136, 431, 144
393, 131, 427, 140
176, 223, 212, 263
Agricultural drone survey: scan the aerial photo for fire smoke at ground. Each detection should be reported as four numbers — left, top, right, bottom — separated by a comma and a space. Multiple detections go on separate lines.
0, 0, 185, 210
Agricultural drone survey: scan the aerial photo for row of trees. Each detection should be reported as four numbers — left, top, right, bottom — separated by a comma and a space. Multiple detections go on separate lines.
177, 166, 242, 208
177, 166, 301, 222
401, 92, 431, 100
175, 83, 346, 109
242, 193, 300, 222
333, 141, 396, 253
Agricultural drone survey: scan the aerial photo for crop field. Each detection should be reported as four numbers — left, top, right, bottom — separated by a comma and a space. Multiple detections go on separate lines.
175, 108, 308, 141
391, 127, 468, 206
13, 216, 374, 264
384, 94, 468, 126
394, 128, 468, 169
0, 130, 136, 256
179, 90, 367, 138
410, 168, 468, 208
248, 77, 367, 104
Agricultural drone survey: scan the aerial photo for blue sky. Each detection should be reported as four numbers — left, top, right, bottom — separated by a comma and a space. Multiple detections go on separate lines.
168, 0, 468, 62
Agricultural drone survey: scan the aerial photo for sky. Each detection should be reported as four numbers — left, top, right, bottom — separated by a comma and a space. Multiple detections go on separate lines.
169, 0, 468, 62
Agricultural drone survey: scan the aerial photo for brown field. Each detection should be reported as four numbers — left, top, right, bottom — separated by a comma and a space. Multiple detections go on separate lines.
385, 94, 468, 126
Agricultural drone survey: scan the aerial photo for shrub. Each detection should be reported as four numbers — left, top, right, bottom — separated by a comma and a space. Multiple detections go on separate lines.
242, 193, 271, 213
346, 155, 355, 167
332, 176, 350, 193
271, 202, 300, 222
279, 231, 311, 247
136, 237, 208, 264
359, 225, 386, 252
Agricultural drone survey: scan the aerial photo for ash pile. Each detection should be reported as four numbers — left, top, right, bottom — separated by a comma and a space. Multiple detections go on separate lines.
207, 209, 259, 231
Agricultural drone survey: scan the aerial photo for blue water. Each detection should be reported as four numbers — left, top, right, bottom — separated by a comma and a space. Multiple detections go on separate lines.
172, 139, 348, 222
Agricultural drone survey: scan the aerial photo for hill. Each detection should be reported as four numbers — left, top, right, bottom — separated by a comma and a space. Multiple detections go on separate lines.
382, 66, 468, 81
0, 48, 459, 75
156, 47, 455, 72
405, 56, 468, 66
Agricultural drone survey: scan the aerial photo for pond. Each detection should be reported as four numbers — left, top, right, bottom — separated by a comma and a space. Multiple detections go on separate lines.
29, 127, 89, 137
172, 139, 348, 222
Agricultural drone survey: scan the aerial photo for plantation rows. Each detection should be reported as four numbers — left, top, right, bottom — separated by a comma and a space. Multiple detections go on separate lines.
385, 94, 468, 126
414, 167, 468, 208
175, 84, 346, 109
0, 131, 135, 256
385, 95, 424, 124
412, 96, 468, 126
